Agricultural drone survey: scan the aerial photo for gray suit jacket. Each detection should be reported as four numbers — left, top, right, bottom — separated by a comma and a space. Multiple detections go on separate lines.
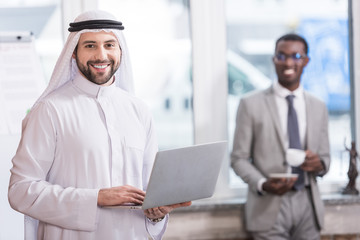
231, 86, 331, 232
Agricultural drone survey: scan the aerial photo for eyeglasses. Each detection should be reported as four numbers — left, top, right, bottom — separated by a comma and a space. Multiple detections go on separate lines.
274, 53, 307, 62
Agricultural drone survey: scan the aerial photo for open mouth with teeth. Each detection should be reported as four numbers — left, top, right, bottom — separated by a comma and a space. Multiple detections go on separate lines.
90, 63, 110, 73
283, 69, 295, 76
92, 64, 109, 69
93, 64, 108, 69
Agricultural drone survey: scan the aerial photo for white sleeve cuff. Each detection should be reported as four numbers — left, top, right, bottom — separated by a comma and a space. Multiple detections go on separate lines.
145, 214, 168, 240
257, 178, 267, 194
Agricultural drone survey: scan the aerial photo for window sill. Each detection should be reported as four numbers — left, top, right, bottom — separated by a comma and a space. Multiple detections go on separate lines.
166, 193, 360, 239
173, 193, 360, 212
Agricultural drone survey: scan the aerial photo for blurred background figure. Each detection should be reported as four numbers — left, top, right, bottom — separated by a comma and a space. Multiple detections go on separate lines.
231, 33, 330, 240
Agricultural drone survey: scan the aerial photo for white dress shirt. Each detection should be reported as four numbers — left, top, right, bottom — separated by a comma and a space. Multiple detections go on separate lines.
258, 81, 307, 192
273, 81, 307, 150
9, 73, 167, 240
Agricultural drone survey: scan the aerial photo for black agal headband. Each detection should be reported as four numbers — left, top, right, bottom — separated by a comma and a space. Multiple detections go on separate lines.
68, 19, 124, 32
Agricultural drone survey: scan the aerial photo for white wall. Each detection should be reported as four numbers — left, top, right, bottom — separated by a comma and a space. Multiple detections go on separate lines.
0, 135, 23, 240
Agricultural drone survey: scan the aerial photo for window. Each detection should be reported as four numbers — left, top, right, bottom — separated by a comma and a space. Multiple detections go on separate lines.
99, 0, 193, 150
226, 0, 351, 193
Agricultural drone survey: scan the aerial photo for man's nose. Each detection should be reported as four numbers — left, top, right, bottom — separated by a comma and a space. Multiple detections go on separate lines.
94, 47, 107, 60
284, 56, 295, 66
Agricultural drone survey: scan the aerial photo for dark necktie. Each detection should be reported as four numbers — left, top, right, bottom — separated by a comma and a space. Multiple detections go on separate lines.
286, 95, 304, 190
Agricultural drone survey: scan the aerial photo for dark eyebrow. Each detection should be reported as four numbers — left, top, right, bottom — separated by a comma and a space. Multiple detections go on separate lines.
104, 39, 118, 45
80, 39, 117, 45
80, 40, 96, 45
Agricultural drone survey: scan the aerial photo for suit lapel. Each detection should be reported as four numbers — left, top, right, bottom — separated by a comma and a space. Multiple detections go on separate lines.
304, 92, 313, 150
264, 87, 286, 152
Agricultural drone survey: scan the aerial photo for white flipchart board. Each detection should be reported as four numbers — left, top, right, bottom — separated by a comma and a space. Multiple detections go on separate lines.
0, 32, 46, 240
0, 31, 46, 134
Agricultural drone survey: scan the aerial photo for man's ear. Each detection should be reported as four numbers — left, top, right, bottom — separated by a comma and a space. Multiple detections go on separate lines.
303, 56, 310, 67
72, 46, 78, 59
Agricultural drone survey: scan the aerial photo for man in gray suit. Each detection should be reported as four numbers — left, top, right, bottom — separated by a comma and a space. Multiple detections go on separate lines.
231, 33, 330, 240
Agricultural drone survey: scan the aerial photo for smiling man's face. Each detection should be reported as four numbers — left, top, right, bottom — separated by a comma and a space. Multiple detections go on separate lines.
273, 40, 309, 91
73, 31, 121, 86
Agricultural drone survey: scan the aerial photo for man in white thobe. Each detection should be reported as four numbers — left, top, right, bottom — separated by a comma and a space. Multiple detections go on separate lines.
8, 10, 190, 240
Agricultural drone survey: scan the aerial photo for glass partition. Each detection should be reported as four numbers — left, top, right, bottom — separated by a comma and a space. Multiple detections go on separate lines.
226, 0, 351, 191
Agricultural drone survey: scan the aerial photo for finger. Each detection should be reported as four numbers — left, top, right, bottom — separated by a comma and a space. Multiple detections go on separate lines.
122, 185, 146, 196
113, 188, 145, 203
302, 162, 322, 172
287, 179, 297, 188
117, 190, 146, 205
122, 186, 146, 200
270, 182, 285, 193
149, 208, 156, 216
152, 207, 164, 217
145, 207, 164, 218
305, 150, 315, 158
145, 208, 155, 217
303, 158, 321, 166
168, 201, 192, 208
301, 159, 317, 168
306, 153, 320, 162
144, 209, 153, 218
179, 201, 192, 207
150, 201, 192, 216
129, 196, 144, 205
123, 191, 145, 201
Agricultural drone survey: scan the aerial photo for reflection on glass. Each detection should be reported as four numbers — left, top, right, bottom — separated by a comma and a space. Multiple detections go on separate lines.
99, 0, 193, 150
226, 0, 350, 188
0, 0, 62, 81
0, 0, 62, 135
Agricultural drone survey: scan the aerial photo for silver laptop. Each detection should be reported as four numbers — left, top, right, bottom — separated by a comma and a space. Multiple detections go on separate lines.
106, 141, 227, 210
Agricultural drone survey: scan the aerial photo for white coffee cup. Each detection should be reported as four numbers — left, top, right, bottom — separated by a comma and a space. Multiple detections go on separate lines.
286, 148, 306, 167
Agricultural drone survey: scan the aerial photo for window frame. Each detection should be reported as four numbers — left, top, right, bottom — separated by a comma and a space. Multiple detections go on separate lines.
60, 0, 359, 199
190, 0, 358, 199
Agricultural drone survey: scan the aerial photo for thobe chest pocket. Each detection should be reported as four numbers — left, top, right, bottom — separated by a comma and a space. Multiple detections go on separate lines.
118, 132, 146, 180
123, 132, 145, 152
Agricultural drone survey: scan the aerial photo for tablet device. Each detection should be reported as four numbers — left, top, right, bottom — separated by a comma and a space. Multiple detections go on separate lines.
106, 141, 227, 210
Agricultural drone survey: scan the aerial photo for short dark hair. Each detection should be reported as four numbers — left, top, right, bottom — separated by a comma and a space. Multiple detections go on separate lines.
275, 33, 309, 54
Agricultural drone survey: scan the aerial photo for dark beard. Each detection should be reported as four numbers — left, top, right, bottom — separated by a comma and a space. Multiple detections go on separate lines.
76, 59, 120, 85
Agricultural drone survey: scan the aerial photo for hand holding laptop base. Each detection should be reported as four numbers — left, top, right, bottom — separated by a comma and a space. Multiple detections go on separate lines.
144, 201, 192, 221
97, 184, 191, 221
97, 142, 225, 221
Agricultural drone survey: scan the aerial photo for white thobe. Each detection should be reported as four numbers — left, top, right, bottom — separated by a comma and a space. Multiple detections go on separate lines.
8, 73, 167, 240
